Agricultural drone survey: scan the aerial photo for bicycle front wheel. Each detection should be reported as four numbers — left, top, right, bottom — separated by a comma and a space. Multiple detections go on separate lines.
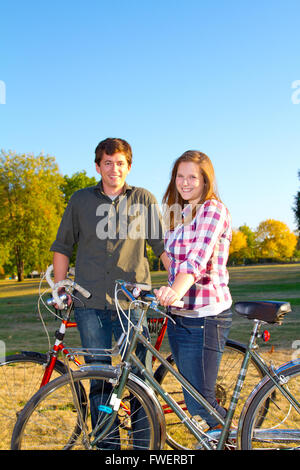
0, 352, 67, 450
11, 368, 161, 450
240, 362, 300, 450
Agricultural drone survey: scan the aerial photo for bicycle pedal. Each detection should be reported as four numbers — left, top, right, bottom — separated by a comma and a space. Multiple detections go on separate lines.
191, 416, 208, 430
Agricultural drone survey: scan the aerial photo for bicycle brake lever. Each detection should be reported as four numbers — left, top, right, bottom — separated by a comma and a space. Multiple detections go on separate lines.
46, 294, 68, 307
148, 301, 176, 325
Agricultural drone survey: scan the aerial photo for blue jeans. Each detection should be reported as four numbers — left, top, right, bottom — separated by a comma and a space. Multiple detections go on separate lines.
167, 309, 232, 428
74, 307, 151, 449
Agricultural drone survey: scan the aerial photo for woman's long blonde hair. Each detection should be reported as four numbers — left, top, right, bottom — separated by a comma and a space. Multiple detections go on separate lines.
162, 151, 221, 230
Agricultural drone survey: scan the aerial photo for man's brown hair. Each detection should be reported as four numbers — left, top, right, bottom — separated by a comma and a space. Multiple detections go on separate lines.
95, 138, 132, 167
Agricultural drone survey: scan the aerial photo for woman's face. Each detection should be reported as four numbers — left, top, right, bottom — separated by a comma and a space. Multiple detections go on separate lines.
175, 161, 205, 206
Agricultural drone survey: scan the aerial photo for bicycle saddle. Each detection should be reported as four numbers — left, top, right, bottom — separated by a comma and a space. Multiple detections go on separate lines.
234, 300, 291, 324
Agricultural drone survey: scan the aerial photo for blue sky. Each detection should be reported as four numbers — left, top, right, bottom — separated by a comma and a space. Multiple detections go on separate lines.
1, 0, 300, 232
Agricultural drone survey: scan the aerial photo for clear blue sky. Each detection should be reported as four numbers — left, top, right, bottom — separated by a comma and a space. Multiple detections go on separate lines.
1, 0, 300, 232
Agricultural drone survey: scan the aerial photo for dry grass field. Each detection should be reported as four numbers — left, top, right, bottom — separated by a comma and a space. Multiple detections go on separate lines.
0, 264, 299, 450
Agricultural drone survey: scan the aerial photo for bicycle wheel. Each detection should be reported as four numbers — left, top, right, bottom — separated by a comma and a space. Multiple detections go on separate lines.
11, 368, 161, 450
0, 352, 67, 450
154, 339, 265, 450
240, 362, 300, 450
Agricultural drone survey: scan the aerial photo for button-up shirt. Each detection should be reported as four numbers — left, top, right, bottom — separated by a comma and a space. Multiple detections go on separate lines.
165, 199, 232, 317
51, 181, 164, 309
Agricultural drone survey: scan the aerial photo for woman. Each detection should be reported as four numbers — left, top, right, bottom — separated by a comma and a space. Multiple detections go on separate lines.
154, 150, 232, 430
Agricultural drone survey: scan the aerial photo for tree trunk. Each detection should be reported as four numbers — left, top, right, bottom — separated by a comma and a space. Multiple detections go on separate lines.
15, 247, 24, 282
17, 262, 24, 282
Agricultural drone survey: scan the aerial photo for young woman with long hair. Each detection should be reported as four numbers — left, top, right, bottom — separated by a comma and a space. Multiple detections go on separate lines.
154, 150, 232, 430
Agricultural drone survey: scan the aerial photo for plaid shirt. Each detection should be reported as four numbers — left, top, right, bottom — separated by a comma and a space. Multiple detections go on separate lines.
165, 199, 232, 316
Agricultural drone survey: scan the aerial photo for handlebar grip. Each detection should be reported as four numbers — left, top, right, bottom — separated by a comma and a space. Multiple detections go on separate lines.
54, 280, 91, 299
134, 283, 151, 291
144, 293, 184, 308
45, 264, 55, 288
73, 283, 91, 299
171, 300, 184, 308
45, 265, 91, 308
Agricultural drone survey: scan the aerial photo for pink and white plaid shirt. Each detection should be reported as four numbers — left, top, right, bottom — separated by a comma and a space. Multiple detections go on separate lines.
165, 199, 232, 316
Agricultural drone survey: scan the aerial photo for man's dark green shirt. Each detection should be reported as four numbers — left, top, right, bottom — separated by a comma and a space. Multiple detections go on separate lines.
51, 181, 164, 309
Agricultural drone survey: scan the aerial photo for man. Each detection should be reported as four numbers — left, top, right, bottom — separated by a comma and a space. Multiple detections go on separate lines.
51, 137, 168, 448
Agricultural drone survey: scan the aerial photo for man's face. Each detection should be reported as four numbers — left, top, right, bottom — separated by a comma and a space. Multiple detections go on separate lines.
96, 152, 131, 195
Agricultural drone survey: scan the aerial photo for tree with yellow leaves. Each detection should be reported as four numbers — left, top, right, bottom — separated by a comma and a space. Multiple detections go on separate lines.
256, 219, 297, 260
228, 229, 248, 263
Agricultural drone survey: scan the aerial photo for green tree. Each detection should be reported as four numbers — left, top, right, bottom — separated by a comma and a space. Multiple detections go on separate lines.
293, 170, 300, 231
60, 170, 97, 203
0, 151, 65, 281
59, 171, 98, 265
239, 224, 258, 262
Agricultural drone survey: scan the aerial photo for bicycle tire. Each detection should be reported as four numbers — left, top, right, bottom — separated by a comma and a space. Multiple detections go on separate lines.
0, 352, 68, 450
11, 368, 162, 450
154, 339, 265, 450
240, 362, 300, 450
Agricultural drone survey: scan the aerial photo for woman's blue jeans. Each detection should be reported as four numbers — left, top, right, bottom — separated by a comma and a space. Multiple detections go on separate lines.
167, 309, 232, 428
74, 307, 151, 449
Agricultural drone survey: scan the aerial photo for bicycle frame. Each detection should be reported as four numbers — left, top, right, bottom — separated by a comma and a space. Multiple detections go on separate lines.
236, 348, 300, 448
86, 300, 221, 449
38, 302, 171, 388
85, 283, 300, 450
39, 316, 80, 387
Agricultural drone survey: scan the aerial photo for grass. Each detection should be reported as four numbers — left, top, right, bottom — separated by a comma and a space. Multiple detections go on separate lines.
0, 264, 299, 450
151, 264, 300, 350
0, 279, 82, 354
0, 264, 299, 355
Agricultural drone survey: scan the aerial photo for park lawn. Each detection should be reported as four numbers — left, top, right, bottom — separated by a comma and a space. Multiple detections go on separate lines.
151, 264, 300, 351
0, 264, 299, 355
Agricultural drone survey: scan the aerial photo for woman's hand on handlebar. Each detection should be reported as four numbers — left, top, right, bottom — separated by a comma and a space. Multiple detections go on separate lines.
154, 286, 181, 307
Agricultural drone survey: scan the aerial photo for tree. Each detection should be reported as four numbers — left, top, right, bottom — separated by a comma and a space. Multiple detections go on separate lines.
255, 219, 297, 261
239, 224, 258, 261
146, 244, 164, 271
293, 170, 300, 231
60, 170, 97, 203
58, 171, 98, 265
0, 151, 65, 281
228, 229, 247, 264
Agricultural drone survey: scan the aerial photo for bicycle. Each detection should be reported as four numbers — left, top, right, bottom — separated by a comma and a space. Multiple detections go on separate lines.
11, 278, 299, 450
1, 267, 264, 450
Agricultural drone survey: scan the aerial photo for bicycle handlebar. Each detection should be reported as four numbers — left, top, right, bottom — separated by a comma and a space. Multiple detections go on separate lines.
116, 279, 184, 309
45, 265, 91, 309
46, 293, 68, 307
45, 265, 183, 311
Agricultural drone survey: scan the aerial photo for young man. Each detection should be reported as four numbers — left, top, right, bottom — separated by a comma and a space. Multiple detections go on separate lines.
51, 137, 167, 448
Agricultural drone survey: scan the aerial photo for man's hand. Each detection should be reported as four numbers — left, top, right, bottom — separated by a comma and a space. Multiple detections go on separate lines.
53, 287, 72, 310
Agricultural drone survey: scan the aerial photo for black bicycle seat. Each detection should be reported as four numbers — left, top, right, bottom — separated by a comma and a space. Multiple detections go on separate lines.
234, 300, 291, 324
